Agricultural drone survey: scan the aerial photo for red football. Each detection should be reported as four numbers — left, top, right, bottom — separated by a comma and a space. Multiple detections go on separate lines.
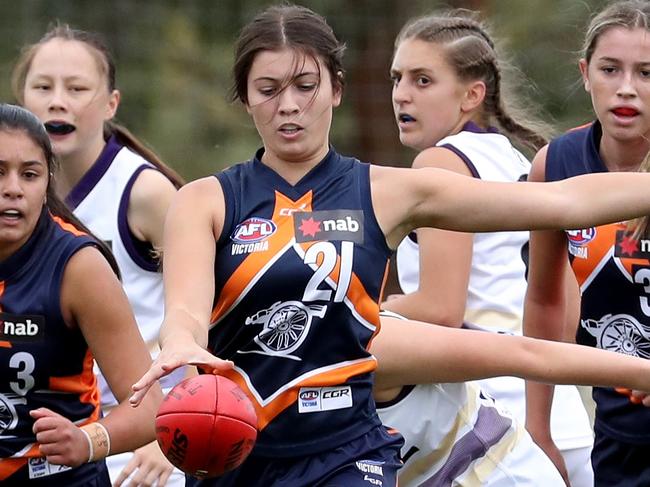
155, 375, 257, 478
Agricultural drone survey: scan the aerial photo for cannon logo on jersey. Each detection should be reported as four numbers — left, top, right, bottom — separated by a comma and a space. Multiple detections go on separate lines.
615, 230, 650, 259
0, 392, 27, 434
242, 301, 327, 360
580, 313, 650, 358
566, 227, 596, 259
230, 217, 276, 255
293, 210, 364, 243
0, 313, 44, 343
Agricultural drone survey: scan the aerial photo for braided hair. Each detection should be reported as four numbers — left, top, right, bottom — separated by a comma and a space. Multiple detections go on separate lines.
395, 10, 551, 153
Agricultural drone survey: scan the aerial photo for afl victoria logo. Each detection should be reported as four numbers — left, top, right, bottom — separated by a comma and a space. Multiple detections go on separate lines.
231, 218, 276, 244
566, 228, 596, 246
300, 390, 319, 401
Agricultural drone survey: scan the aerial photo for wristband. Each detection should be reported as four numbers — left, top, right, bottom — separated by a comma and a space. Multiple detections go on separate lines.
80, 428, 94, 463
80, 422, 111, 461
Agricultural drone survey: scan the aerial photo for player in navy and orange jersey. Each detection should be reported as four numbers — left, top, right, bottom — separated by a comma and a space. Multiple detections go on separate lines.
0, 104, 161, 486
12, 24, 186, 487
130, 4, 650, 487
524, 2, 650, 485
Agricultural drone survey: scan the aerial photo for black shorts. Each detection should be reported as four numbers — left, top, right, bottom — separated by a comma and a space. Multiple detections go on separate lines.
186, 425, 403, 487
592, 427, 650, 487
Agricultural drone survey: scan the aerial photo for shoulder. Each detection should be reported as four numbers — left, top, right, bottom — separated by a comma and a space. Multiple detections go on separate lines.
529, 145, 549, 183
130, 169, 177, 208
173, 177, 225, 223
61, 246, 119, 305
547, 122, 592, 155
412, 146, 473, 176
178, 176, 223, 201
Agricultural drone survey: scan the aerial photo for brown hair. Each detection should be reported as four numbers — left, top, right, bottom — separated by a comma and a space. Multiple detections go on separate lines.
0, 103, 119, 276
395, 10, 552, 152
230, 4, 346, 105
11, 23, 184, 189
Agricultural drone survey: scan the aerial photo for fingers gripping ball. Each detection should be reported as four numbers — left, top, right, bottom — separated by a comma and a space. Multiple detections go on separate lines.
155, 375, 257, 478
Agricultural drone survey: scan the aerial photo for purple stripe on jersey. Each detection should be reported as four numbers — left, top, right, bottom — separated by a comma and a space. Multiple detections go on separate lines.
462, 120, 499, 134
440, 144, 481, 179
65, 135, 122, 209
117, 165, 159, 272
421, 404, 512, 486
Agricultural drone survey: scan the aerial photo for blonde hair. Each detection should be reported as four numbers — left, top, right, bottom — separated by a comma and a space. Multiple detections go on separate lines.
582, 0, 650, 64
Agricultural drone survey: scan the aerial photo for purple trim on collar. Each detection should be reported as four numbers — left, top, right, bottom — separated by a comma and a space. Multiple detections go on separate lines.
440, 144, 481, 179
462, 120, 499, 134
117, 165, 160, 272
65, 136, 123, 210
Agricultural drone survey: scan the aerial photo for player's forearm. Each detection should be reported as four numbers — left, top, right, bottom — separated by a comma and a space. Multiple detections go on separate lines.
511, 335, 650, 391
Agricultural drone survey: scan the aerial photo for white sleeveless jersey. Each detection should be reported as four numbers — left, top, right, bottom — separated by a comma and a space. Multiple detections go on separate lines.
395, 126, 593, 450
377, 382, 564, 486
67, 137, 180, 407
398, 127, 529, 332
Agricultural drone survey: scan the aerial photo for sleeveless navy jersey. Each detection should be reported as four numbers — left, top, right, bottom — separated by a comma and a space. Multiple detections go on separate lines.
546, 121, 650, 444
210, 148, 391, 458
0, 209, 101, 480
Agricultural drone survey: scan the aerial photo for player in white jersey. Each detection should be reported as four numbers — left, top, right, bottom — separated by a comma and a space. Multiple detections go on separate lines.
377, 383, 564, 487
14, 25, 186, 486
383, 11, 593, 486
376, 311, 566, 487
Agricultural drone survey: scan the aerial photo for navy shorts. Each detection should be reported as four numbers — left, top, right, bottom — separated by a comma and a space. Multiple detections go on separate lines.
186, 424, 403, 487
3, 458, 110, 487
592, 427, 650, 487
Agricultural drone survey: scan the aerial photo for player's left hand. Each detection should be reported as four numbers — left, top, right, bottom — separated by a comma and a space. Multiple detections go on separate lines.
30, 407, 89, 467
615, 387, 650, 406
113, 440, 175, 487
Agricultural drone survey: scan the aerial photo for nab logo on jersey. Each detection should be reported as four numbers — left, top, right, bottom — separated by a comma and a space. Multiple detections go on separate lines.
615, 230, 650, 259
293, 210, 364, 243
231, 218, 276, 243
0, 313, 45, 343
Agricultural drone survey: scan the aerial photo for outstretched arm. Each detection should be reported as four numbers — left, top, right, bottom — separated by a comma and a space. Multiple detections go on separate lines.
372, 316, 650, 399
372, 145, 650, 248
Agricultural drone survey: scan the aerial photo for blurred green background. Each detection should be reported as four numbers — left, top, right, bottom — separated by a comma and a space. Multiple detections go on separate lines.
0, 0, 609, 180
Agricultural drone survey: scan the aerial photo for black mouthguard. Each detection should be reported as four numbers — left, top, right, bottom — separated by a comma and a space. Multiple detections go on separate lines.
44, 122, 76, 135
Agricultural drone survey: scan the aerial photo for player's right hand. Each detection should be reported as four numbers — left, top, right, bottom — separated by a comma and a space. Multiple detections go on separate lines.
129, 338, 233, 407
